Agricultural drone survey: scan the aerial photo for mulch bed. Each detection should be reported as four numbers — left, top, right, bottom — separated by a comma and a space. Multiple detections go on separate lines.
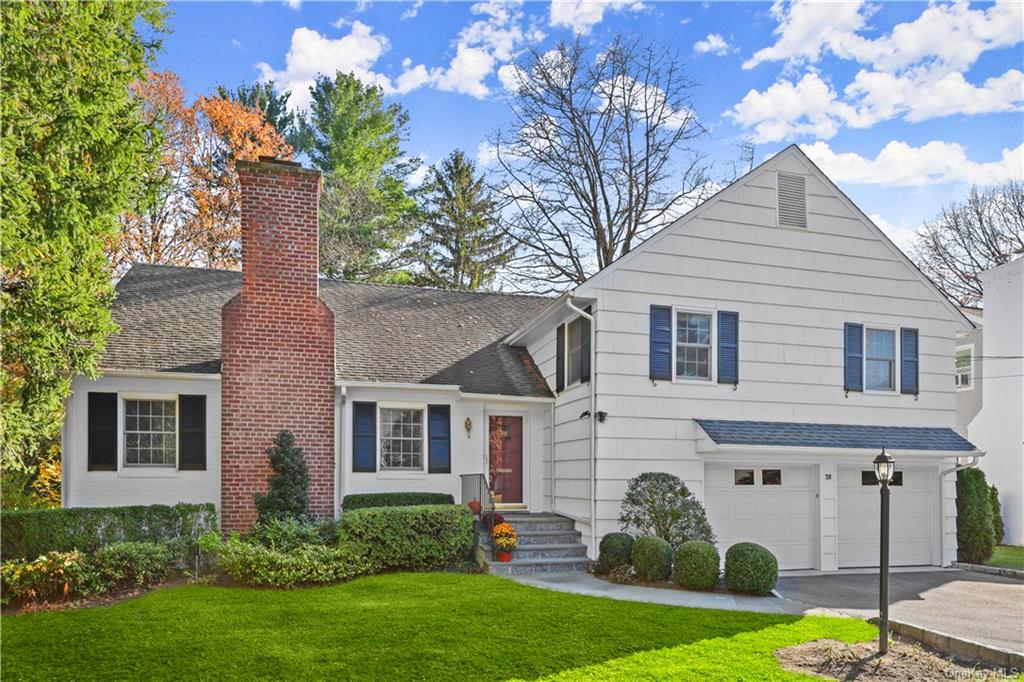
775, 637, 1013, 680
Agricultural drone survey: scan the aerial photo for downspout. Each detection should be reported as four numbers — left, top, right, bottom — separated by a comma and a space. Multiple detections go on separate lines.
566, 296, 597, 554
939, 453, 983, 566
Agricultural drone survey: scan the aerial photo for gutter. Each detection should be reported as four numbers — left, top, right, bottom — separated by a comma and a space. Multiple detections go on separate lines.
566, 295, 597, 555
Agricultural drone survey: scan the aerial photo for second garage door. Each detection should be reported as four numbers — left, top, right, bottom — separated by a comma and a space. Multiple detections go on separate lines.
704, 464, 817, 570
837, 465, 937, 568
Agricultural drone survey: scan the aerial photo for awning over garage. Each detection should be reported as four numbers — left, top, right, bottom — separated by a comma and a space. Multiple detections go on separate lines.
695, 419, 979, 454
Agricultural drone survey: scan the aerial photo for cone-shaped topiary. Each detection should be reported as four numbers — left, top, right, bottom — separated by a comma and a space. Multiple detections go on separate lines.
598, 532, 634, 573
956, 468, 994, 563
632, 535, 672, 581
990, 485, 1004, 546
724, 542, 777, 595
674, 540, 720, 591
253, 431, 310, 522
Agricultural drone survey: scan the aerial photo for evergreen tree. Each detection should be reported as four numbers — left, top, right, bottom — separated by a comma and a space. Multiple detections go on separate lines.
253, 431, 311, 521
1, 0, 166, 472
296, 72, 421, 280
413, 150, 513, 290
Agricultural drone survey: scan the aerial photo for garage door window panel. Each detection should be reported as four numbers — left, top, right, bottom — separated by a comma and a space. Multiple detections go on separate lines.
761, 469, 782, 486
734, 469, 755, 485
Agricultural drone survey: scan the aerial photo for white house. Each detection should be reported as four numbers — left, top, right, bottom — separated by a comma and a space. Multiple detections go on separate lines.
61, 147, 980, 571
960, 258, 1024, 545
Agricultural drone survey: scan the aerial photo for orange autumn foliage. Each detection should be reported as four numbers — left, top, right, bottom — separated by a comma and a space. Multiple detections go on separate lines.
112, 71, 292, 274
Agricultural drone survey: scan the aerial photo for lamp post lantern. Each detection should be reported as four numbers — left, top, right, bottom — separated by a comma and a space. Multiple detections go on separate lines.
874, 448, 896, 655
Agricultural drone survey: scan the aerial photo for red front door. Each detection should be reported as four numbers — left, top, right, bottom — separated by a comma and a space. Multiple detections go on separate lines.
489, 416, 523, 504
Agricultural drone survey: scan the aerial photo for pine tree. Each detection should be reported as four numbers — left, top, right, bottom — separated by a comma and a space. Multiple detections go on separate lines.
253, 431, 310, 521
414, 150, 513, 290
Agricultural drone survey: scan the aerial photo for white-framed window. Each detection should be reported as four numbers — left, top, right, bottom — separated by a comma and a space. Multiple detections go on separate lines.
566, 316, 585, 386
864, 327, 897, 392
674, 309, 714, 381
733, 467, 783, 486
124, 398, 177, 466
955, 345, 973, 389
379, 406, 425, 471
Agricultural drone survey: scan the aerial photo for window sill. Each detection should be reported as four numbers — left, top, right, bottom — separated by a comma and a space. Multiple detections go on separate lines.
376, 470, 428, 480
117, 468, 180, 479
863, 389, 899, 396
671, 377, 717, 386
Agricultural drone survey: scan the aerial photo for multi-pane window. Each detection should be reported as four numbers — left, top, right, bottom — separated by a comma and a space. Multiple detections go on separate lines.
124, 399, 176, 466
955, 347, 972, 388
675, 312, 712, 380
379, 408, 424, 470
566, 317, 584, 385
865, 328, 896, 391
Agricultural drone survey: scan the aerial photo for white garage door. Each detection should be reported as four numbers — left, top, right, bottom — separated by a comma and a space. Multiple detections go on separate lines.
837, 465, 936, 568
704, 464, 817, 570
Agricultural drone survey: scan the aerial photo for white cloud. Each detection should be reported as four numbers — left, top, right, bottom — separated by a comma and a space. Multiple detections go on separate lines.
283, 0, 302, 9
256, 23, 393, 111
548, 0, 645, 35
745, 0, 1023, 72
726, 72, 856, 143
401, 0, 424, 20
693, 33, 731, 56
801, 140, 1024, 187
497, 63, 524, 92
331, 16, 349, 29
231, 38, 242, 49
477, 141, 499, 166
429, 44, 496, 98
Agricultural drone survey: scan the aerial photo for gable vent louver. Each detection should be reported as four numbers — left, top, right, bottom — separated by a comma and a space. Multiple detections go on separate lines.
776, 172, 807, 228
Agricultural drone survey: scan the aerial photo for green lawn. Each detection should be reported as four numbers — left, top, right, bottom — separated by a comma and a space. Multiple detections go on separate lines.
1, 572, 874, 681
988, 545, 1024, 571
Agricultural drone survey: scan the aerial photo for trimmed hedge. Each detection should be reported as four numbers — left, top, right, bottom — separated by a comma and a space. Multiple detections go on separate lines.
1, 503, 217, 562
218, 539, 370, 588
724, 542, 777, 595
598, 533, 634, 574
337, 504, 474, 570
341, 492, 455, 511
674, 540, 719, 591
957, 468, 995, 564
631, 535, 672, 581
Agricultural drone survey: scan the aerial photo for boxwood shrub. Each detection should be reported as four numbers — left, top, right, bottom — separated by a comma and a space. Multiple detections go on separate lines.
0, 503, 217, 561
337, 504, 474, 571
674, 540, 719, 591
631, 535, 672, 581
341, 492, 455, 511
724, 542, 778, 595
218, 539, 370, 588
597, 532, 634, 574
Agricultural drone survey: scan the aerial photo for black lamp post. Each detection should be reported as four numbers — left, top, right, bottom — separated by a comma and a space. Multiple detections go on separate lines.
874, 448, 896, 654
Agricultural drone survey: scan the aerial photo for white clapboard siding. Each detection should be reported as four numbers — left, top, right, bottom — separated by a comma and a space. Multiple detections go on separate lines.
534, 147, 968, 552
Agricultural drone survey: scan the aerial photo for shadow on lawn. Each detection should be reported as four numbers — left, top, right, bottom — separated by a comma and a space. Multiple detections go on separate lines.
1, 572, 871, 681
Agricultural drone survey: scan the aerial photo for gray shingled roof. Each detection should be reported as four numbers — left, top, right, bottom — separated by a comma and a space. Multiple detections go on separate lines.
102, 264, 553, 397
695, 419, 977, 452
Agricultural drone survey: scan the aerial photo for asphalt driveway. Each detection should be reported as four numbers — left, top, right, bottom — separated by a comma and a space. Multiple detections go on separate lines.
775, 570, 1024, 654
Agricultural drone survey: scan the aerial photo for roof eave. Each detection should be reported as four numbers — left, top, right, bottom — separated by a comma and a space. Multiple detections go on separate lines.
696, 440, 983, 459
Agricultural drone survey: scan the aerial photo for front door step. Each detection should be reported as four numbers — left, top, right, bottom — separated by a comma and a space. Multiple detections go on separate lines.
480, 512, 589, 575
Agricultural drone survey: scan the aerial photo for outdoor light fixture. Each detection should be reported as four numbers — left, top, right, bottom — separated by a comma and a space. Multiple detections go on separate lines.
464, 418, 472, 437
873, 447, 896, 655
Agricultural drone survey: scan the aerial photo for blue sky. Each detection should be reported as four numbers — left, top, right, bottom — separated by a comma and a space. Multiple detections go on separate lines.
158, 0, 1023, 248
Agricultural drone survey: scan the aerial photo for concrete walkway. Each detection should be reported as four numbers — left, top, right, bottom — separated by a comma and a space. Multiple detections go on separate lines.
509, 571, 822, 616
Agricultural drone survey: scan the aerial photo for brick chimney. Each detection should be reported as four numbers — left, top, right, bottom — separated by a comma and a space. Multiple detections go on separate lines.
221, 158, 335, 530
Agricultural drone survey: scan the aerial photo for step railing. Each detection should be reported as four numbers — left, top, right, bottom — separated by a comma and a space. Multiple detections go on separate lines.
460, 472, 496, 531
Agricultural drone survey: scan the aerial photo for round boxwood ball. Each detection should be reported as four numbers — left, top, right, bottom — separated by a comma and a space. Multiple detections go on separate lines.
631, 535, 672, 581
674, 540, 720, 591
724, 542, 778, 595
598, 532, 634, 573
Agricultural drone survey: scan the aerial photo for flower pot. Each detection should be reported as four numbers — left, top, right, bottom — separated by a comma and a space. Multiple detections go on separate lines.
498, 551, 512, 562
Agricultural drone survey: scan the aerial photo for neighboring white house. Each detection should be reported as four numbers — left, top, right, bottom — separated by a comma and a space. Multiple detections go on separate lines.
960, 258, 1024, 546
61, 147, 980, 571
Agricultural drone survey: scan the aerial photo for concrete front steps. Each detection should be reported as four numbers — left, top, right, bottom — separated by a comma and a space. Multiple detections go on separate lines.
481, 512, 590, 575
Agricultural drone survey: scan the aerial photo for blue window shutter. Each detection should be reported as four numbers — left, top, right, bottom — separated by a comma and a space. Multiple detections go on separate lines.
900, 328, 919, 395
718, 311, 739, 384
580, 307, 592, 384
352, 401, 376, 472
555, 323, 566, 393
844, 323, 863, 392
650, 305, 672, 381
428, 405, 451, 474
